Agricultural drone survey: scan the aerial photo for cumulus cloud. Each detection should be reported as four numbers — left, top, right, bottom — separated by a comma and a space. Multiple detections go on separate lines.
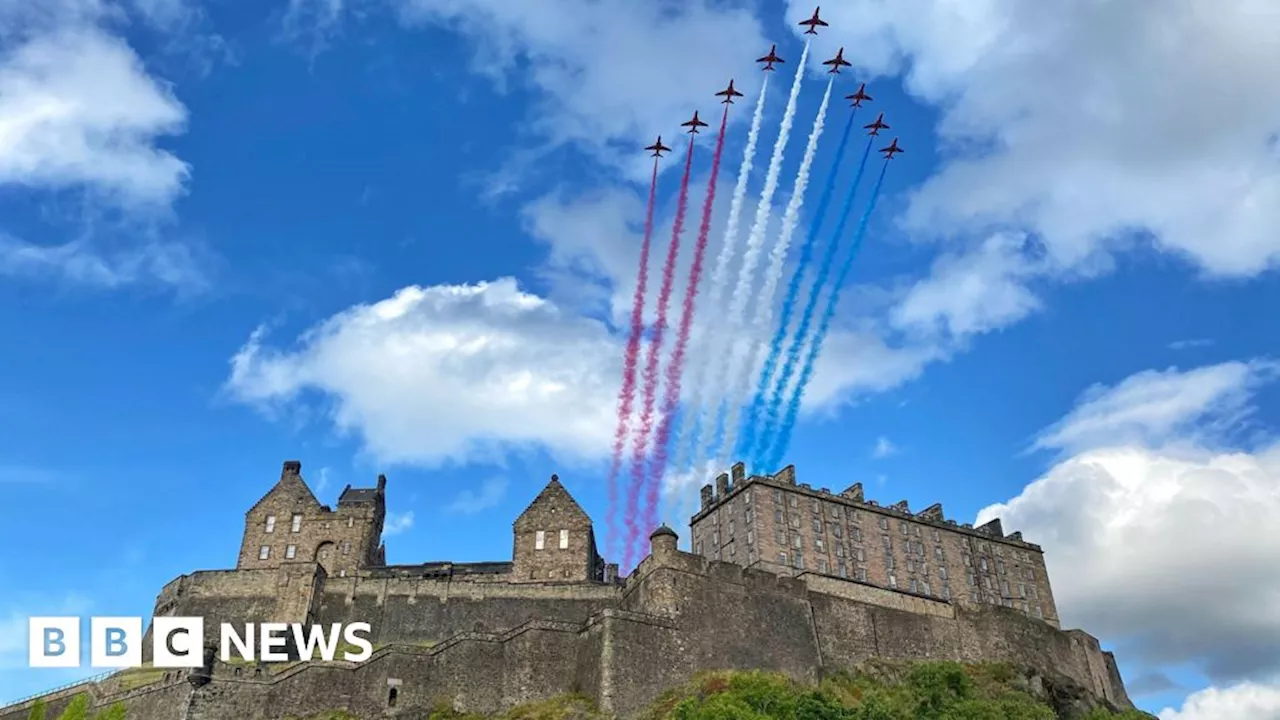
977, 359, 1280, 690
383, 510, 414, 536
1160, 682, 1280, 720
872, 436, 898, 459
0, 234, 209, 289
791, 0, 1280, 278
0, 27, 189, 206
225, 277, 620, 467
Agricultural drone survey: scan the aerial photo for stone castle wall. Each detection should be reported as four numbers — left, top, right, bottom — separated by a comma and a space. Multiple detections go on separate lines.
1, 536, 1133, 720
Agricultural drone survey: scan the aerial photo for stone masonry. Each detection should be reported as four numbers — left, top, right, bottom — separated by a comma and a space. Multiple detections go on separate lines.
0, 460, 1133, 720
690, 463, 1060, 627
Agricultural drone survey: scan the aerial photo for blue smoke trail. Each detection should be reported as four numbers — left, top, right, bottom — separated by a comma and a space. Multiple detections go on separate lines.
749, 135, 877, 466
764, 160, 890, 470
737, 108, 860, 462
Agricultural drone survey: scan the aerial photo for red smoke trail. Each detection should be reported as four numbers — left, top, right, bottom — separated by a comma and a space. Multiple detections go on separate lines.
606, 158, 660, 563
624, 138, 696, 570
643, 107, 729, 536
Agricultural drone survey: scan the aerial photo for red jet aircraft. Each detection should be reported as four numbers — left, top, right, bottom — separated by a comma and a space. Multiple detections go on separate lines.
799, 7, 829, 34
645, 136, 672, 158
864, 112, 889, 135
880, 138, 904, 159
715, 79, 744, 105
823, 48, 852, 74
681, 111, 709, 134
846, 83, 872, 107
756, 45, 784, 71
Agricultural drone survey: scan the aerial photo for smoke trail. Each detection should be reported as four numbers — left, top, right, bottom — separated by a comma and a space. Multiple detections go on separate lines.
723, 73, 833, 468
741, 106, 858, 462
624, 138, 696, 570
606, 158, 659, 562
709, 40, 811, 471
764, 160, 891, 470
753, 135, 876, 465
643, 106, 730, 536
673, 74, 770, 522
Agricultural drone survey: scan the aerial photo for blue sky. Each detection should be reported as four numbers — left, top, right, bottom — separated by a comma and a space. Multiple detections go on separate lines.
2, 1, 1279, 717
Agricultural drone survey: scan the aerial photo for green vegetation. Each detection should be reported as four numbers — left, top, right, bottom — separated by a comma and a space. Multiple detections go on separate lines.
25, 695, 126, 720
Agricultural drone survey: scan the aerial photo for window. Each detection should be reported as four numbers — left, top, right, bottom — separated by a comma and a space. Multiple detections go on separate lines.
899, 521, 908, 535
811, 500, 820, 514
291, 514, 302, 533
265, 516, 276, 533
745, 510, 753, 524
909, 578, 918, 593
713, 531, 720, 545
818, 558, 828, 573
745, 491, 752, 505
940, 567, 949, 580
788, 495, 798, 507
931, 528, 940, 541
747, 531, 755, 545
851, 510, 860, 524
907, 559, 916, 573
835, 544, 845, 558
775, 529, 785, 544
729, 544, 736, 558
794, 554, 805, 570
388, 687, 398, 707
728, 520, 735, 536
934, 546, 943, 559
963, 553, 972, 567
856, 568, 868, 582
285, 545, 296, 559
942, 585, 951, 600
922, 562, 929, 576
559, 529, 569, 549
812, 518, 822, 532
967, 571, 976, 586
1034, 605, 1044, 619
779, 552, 788, 565
815, 538, 825, 552
347, 517, 354, 528
878, 517, 888, 530
339, 570, 346, 578
851, 527, 862, 542
792, 534, 802, 550
997, 560, 1006, 575
259, 546, 270, 560
773, 489, 782, 503
881, 536, 892, 550
774, 509, 783, 523
838, 560, 847, 577
980, 557, 989, 572
535, 531, 545, 550
342, 541, 351, 555
833, 524, 842, 538
832, 507, 842, 519
888, 574, 897, 589
983, 576, 993, 590
856, 547, 866, 562
696, 542, 703, 555
885, 555, 895, 570
1018, 583, 1026, 598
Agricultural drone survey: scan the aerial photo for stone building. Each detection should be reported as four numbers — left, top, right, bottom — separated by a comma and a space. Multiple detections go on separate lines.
1, 459, 1132, 720
690, 463, 1059, 627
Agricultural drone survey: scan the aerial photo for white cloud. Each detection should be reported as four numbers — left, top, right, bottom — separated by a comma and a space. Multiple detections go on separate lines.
791, 0, 1280, 279
872, 436, 898, 459
0, 234, 209, 289
1032, 360, 1278, 454
225, 277, 620, 467
445, 476, 508, 515
1160, 682, 1280, 720
977, 360, 1280, 687
0, 27, 189, 207
388, 0, 769, 179
383, 510, 414, 536
1169, 339, 1215, 351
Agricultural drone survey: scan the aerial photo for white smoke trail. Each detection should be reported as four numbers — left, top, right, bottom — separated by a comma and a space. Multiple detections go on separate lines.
670, 74, 771, 524
714, 41, 813, 470
728, 76, 834, 470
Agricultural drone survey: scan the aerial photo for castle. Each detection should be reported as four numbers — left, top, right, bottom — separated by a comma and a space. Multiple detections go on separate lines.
2, 460, 1135, 720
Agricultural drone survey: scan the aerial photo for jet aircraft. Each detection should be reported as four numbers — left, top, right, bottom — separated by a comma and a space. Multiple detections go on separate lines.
823, 48, 852, 74
799, 7, 829, 34
715, 80, 744, 105
864, 112, 889, 135
645, 136, 672, 158
846, 83, 872, 107
756, 45, 784, 71
880, 138, 904, 159
681, 111, 709, 134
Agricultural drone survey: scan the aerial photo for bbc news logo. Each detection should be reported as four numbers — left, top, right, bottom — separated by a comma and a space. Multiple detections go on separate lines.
29, 617, 373, 668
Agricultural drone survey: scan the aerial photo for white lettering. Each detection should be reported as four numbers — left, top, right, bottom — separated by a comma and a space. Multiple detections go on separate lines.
220, 623, 254, 662
259, 623, 289, 662
291, 623, 343, 661
342, 622, 373, 662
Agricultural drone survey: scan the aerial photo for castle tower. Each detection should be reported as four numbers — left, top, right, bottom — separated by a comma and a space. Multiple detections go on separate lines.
511, 474, 602, 583
237, 460, 387, 577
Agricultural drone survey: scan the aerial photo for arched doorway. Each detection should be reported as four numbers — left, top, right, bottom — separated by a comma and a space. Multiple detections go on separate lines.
315, 541, 335, 574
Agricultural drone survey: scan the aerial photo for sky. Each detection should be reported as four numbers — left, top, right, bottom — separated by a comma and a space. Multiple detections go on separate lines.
1, 0, 1278, 717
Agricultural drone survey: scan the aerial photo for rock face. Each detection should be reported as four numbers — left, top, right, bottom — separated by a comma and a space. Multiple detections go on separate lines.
0, 465, 1136, 720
